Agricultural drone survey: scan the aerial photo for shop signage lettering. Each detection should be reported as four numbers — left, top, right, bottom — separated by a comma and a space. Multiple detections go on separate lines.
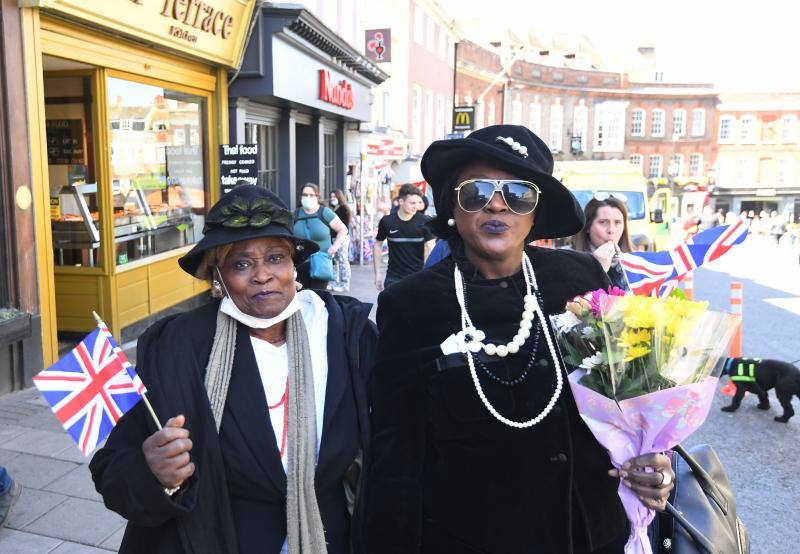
219, 143, 259, 195
160, 0, 234, 39
319, 70, 354, 110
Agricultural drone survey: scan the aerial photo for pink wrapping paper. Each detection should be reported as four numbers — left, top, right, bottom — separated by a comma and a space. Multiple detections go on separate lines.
568, 370, 719, 554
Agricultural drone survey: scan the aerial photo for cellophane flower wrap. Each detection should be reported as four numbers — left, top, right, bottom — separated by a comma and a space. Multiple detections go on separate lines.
550, 288, 738, 554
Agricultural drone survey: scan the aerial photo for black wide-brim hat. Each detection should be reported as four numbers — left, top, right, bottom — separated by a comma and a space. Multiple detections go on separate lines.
421, 124, 584, 240
178, 184, 318, 277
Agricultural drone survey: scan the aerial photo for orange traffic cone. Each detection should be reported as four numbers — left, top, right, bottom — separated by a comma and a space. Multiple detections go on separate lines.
721, 380, 737, 397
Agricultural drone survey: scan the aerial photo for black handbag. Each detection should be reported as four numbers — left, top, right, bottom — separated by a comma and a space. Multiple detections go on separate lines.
648, 444, 750, 554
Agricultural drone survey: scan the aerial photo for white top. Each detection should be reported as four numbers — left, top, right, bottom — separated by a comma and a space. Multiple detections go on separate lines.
249, 290, 329, 554
249, 289, 329, 471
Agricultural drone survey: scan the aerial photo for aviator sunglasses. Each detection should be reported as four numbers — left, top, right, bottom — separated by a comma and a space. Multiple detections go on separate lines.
454, 179, 541, 215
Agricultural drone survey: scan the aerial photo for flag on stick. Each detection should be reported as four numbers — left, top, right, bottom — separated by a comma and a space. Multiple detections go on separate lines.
33, 327, 143, 456
620, 219, 749, 297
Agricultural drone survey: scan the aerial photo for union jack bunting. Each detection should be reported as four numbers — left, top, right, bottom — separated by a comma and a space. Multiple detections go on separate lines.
32, 328, 143, 456
97, 322, 146, 395
620, 219, 749, 297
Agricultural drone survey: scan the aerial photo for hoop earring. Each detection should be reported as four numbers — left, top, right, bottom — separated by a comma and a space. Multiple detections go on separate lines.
447, 218, 455, 227
211, 279, 224, 298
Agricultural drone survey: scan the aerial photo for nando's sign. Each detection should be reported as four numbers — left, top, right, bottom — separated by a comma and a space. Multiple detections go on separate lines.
319, 70, 355, 110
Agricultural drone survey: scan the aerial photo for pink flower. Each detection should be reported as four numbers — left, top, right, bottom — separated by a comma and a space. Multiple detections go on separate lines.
587, 287, 626, 317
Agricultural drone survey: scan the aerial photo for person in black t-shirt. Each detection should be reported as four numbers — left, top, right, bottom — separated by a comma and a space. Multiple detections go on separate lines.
373, 185, 436, 290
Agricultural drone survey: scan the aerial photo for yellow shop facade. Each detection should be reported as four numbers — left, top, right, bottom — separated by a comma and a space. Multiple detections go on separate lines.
20, 0, 256, 366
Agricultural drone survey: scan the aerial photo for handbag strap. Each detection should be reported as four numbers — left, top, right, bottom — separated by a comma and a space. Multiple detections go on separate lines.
665, 502, 721, 554
674, 444, 729, 514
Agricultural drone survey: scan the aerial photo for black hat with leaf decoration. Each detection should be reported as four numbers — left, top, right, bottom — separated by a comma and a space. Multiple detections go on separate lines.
178, 183, 319, 276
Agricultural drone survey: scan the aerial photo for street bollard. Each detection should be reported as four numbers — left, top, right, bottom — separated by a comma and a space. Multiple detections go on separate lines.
729, 281, 743, 358
683, 271, 694, 300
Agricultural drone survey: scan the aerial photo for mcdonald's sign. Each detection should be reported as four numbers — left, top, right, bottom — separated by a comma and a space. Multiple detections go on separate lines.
453, 106, 475, 131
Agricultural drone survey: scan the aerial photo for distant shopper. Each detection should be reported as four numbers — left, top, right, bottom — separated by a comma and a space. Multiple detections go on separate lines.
373, 184, 436, 290
698, 206, 718, 231
293, 183, 348, 290
572, 196, 634, 290
0, 465, 21, 528
329, 189, 352, 292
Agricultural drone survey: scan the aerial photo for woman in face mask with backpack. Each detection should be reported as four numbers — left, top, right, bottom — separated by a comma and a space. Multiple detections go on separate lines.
293, 183, 348, 290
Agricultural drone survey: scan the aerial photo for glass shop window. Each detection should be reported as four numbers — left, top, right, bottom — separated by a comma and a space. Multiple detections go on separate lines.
45, 75, 101, 267
106, 77, 207, 266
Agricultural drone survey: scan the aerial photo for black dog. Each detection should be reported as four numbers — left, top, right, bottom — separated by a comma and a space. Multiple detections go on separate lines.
721, 357, 800, 422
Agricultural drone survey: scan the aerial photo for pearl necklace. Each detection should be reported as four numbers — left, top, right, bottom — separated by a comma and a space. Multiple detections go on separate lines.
453, 252, 564, 429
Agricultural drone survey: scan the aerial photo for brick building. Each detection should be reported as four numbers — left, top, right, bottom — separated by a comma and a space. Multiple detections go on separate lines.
712, 93, 800, 220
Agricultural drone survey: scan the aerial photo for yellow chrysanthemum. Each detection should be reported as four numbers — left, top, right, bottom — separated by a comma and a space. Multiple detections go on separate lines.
618, 328, 652, 348
624, 344, 651, 362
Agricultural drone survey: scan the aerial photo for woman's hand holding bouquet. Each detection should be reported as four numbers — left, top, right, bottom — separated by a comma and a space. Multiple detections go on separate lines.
551, 287, 738, 554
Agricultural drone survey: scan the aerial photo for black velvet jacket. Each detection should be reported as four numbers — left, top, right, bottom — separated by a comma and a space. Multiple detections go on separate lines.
364, 244, 627, 554
89, 292, 377, 554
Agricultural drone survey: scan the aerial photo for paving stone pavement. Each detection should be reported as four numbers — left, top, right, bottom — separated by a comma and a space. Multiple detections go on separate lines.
0, 263, 379, 553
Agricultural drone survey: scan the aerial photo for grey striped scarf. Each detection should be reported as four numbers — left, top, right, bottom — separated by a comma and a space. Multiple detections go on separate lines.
204, 308, 327, 553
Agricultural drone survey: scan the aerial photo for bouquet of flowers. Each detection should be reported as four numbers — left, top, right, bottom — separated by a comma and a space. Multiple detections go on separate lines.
550, 287, 739, 554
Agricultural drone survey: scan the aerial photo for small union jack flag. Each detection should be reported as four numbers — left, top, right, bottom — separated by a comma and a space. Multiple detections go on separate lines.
96, 322, 146, 395
33, 327, 144, 456
620, 219, 749, 297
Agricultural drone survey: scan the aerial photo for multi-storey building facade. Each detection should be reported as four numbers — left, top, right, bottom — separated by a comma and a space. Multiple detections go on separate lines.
713, 93, 800, 219
455, 40, 717, 186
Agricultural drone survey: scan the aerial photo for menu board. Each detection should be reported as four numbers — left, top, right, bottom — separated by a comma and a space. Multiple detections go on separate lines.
46, 119, 85, 165
166, 145, 204, 189
219, 143, 258, 195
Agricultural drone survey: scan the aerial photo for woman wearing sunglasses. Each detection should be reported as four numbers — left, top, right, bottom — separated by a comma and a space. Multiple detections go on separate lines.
364, 125, 674, 553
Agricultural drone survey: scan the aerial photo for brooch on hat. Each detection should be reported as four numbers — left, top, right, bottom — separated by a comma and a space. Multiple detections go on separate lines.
495, 136, 528, 158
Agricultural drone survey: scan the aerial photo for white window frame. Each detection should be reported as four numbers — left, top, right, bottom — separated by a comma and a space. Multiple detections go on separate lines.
689, 153, 703, 177
778, 157, 795, 185
413, 4, 424, 44
781, 114, 798, 143
631, 108, 645, 137
739, 115, 756, 144
691, 109, 706, 137
436, 93, 445, 140
424, 89, 434, 148
736, 157, 755, 185
573, 100, 588, 152
651, 109, 665, 137
673, 109, 687, 137
529, 101, 542, 136
488, 99, 496, 127
648, 154, 662, 179
447, 37, 455, 68
670, 154, 684, 178
716, 157, 732, 186
630, 154, 643, 174
412, 85, 422, 152
476, 99, 485, 129
511, 94, 523, 125
549, 102, 563, 152
445, 98, 453, 134
438, 28, 447, 61
593, 101, 627, 152
718, 115, 735, 144
426, 15, 435, 52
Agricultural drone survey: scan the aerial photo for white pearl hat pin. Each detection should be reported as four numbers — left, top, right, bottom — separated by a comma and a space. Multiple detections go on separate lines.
495, 136, 529, 158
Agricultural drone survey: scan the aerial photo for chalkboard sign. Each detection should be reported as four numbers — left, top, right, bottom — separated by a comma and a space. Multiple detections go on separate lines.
219, 143, 258, 195
46, 119, 84, 165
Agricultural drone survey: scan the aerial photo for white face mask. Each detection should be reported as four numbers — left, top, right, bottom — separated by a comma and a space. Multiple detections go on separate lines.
220, 294, 300, 329
330, 198, 339, 207
301, 196, 318, 210
216, 270, 300, 329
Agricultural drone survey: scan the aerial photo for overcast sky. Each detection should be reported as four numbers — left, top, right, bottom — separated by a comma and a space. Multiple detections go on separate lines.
441, 0, 799, 92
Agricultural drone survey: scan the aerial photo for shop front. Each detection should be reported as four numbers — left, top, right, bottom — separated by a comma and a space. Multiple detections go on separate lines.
21, 0, 256, 367
228, 4, 387, 208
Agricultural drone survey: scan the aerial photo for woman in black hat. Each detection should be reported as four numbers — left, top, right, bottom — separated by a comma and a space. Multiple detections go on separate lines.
364, 126, 674, 553
90, 185, 376, 554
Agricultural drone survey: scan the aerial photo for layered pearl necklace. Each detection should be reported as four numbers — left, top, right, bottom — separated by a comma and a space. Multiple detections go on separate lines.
453, 252, 563, 429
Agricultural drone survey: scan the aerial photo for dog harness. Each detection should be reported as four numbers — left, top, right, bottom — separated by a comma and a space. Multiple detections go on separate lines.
729, 358, 760, 383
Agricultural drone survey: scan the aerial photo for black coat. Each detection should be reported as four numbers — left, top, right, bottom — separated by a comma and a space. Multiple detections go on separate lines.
89, 292, 377, 554
364, 245, 627, 554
